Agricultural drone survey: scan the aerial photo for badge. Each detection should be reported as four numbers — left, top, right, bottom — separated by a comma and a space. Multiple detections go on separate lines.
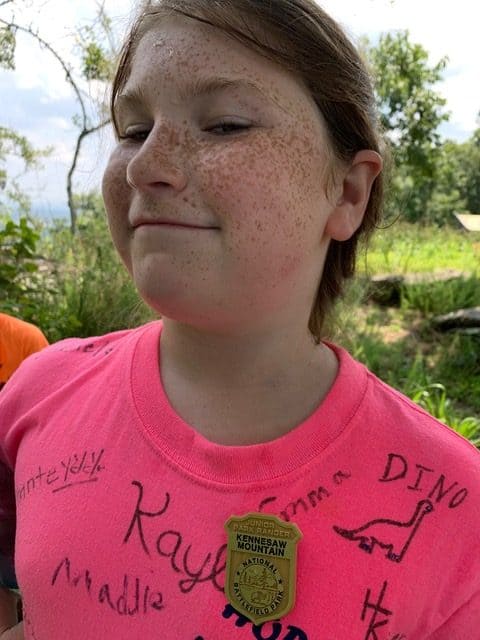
224, 513, 302, 625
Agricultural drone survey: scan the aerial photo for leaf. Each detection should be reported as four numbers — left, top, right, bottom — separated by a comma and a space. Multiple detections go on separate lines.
0, 25, 16, 70
81, 41, 112, 81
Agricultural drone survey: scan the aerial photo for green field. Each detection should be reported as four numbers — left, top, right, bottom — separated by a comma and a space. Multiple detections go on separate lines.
329, 222, 480, 445
361, 223, 480, 275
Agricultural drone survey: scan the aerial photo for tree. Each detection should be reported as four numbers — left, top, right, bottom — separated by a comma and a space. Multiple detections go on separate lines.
0, 3, 117, 233
0, 126, 46, 214
365, 31, 450, 222
460, 124, 480, 215
0, 5, 52, 318
424, 140, 466, 225
430, 124, 480, 223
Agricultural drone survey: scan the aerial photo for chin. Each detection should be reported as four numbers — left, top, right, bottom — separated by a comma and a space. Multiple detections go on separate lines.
133, 277, 199, 321
137, 287, 241, 334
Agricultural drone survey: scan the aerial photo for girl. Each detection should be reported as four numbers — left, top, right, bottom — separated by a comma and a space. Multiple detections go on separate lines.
1, 1, 479, 638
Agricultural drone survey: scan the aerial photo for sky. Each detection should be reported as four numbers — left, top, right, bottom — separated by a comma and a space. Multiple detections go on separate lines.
0, 0, 479, 218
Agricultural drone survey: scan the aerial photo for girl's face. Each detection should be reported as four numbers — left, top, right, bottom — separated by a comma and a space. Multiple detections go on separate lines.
102, 16, 341, 332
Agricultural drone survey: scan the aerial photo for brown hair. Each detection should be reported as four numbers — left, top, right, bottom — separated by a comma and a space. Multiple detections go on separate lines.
111, 0, 384, 341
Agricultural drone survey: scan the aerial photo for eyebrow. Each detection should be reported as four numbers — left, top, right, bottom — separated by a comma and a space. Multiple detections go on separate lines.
115, 76, 271, 111
177, 77, 268, 102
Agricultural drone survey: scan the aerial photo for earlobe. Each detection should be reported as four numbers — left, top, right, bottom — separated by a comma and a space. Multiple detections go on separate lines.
325, 150, 383, 242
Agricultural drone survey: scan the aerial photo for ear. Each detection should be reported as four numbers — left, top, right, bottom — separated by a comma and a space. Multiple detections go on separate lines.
325, 150, 383, 242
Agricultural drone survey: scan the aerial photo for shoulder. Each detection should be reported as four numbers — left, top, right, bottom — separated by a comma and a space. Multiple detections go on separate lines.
333, 346, 480, 579
369, 368, 479, 464
333, 343, 480, 478
0, 322, 160, 466
0, 322, 151, 471
0, 321, 158, 416
9, 322, 154, 380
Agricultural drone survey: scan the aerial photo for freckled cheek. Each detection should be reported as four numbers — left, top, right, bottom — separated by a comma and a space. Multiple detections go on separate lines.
279, 254, 304, 280
101, 154, 134, 270
197, 144, 301, 231
102, 154, 132, 224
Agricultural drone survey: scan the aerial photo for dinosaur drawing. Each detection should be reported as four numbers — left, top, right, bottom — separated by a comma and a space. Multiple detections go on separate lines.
333, 499, 434, 562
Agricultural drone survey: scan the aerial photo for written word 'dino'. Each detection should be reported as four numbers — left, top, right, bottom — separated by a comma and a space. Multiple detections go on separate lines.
379, 452, 469, 509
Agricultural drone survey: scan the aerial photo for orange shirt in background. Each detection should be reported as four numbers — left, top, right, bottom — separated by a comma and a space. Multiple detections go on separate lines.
0, 313, 49, 389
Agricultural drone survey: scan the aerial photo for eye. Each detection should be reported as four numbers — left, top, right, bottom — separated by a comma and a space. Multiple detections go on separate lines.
118, 127, 151, 142
205, 120, 252, 135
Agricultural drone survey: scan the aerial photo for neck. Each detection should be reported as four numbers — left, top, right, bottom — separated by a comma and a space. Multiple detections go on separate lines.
159, 318, 338, 445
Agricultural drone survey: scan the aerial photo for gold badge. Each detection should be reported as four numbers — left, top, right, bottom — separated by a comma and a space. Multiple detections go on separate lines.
224, 513, 302, 625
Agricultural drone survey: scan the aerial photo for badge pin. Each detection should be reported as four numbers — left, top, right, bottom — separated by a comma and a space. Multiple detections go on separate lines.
224, 513, 302, 625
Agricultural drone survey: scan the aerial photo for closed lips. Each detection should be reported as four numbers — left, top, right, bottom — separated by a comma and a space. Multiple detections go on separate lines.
131, 219, 220, 229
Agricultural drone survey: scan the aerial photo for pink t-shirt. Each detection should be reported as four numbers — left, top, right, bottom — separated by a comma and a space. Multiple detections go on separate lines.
0, 321, 479, 639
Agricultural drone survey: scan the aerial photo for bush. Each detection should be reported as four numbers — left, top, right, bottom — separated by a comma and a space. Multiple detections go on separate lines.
1, 197, 154, 343
0, 214, 46, 319
400, 275, 480, 315
36, 194, 154, 342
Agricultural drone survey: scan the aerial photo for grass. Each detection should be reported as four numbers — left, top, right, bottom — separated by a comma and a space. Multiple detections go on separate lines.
328, 223, 480, 445
400, 276, 480, 315
332, 300, 480, 444
410, 384, 480, 447
360, 222, 480, 275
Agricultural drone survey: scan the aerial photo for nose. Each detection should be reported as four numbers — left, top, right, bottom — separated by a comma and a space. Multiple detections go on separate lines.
125, 121, 188, 193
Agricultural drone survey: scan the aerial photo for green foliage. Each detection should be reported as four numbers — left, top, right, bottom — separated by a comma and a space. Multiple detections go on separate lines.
330, 223, 480, 445
366, 31, 449, 223
35, 193, 153, 342
0, 214, 44, 318
0, 126, 50, 213
76, 9, 116, 84
1, 7, 117, 233
410, 384, 480, 447
367, 34, 479, 225
360, 222, 479, 274
81, 41, 112, 81
431, 127, 480, 221
0, 126, 39, 166
0, 200, 153, 343
401, 276, 480, 315
337, 309, 480, 447
0, 24, 15, 70
465, 127, 480, 213
371, 31, 448, 168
